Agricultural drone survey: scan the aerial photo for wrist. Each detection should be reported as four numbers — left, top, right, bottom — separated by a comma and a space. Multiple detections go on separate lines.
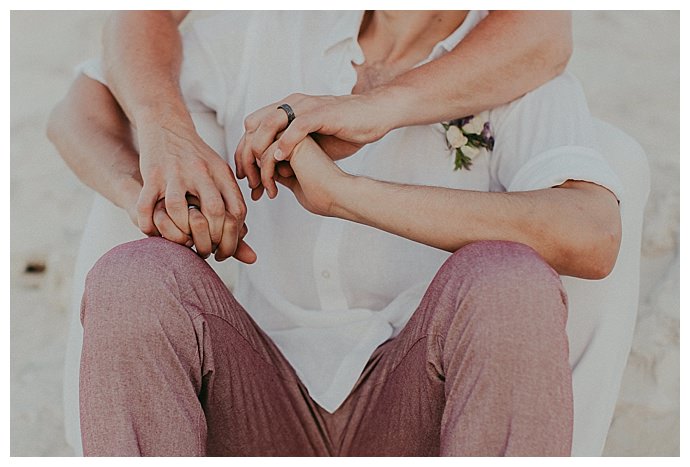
132, 98, 194, 132
135, 104, 201, 155
112, 172, 143, 214
360, 87, 401, 135
364, 83, 423, 132
328, 173, 366, 221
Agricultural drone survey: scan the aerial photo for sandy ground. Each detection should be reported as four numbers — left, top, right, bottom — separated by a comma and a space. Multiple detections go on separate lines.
9, 11, 679, 456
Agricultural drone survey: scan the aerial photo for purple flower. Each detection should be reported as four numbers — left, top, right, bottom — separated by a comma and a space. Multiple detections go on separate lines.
480, 122, 495, 150
449, 115, 473, 128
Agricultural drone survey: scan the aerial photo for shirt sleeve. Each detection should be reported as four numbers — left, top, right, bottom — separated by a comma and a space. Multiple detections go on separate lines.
178, 12, 254, 125
178, 24, 227, 116
74, 57, 106, 84
488, 72, 624, 201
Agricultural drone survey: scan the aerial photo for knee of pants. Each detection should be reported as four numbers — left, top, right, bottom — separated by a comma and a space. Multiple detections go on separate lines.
428, 241, 569, 351
80, 237, 210, 335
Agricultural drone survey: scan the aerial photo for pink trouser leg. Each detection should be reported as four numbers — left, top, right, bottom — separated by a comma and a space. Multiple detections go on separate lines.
333, 241, 573, 456
80, 238, 572, 456
79, 237, 332, 456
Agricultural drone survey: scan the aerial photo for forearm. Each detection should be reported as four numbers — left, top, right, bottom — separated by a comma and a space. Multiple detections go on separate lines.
47, 74, 142, 213
368, 11, 573, 129
331, 176, 620, 279
102, 10, 192, 129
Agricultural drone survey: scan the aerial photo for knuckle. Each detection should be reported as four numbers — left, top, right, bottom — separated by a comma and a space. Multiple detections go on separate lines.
205, 199, 225, 216
244, 114, 259, 130
152, 208, 167, 223
144, 165, 164, 180
160, 227, 182, 243
189, 158, 210, 174
269, 111, 285, 127
139, 222, 156, 236
249, 140, 266, 159
230, 202, 247, 220
217, 163, 234, 179
136, 201, 152, 217
189, 212, 206, 229
166, 194, 186, 208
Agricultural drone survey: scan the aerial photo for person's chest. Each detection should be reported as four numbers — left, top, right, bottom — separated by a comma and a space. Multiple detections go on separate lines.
217, 13, 495, 308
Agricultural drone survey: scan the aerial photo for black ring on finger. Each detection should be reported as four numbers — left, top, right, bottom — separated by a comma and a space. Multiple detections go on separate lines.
277, 103, 296, 127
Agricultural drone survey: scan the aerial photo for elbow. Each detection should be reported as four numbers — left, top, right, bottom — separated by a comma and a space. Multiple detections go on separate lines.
568, 212, 622, 280
586, 223, 622, 280
539, 11, 574, 78
551, 38, 573, 77
46, 99, 67, 148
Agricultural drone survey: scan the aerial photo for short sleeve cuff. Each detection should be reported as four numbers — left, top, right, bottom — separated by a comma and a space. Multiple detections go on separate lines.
507, 146, 625, 202
74, 58, 107, 86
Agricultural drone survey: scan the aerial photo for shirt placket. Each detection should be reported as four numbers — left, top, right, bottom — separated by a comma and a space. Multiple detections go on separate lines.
310, 35, 366, 313
312, 218, 349, 311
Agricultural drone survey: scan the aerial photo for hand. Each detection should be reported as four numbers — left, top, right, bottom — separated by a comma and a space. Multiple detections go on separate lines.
235, 93, 392, 200
183, 194, 256, 263
147, 196, 256, 263
272, 136, 351, 217
135, 116, 247, 255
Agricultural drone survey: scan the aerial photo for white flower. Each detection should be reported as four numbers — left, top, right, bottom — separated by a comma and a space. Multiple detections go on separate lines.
463, 144, 481, 159
446, 125, 467, 148
462, 118, 484, 135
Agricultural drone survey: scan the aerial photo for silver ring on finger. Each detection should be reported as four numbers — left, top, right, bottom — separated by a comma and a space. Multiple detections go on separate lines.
188, 204, 201, 211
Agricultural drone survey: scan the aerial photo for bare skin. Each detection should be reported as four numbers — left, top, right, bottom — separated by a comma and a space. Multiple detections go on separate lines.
47, 74, 256, 263
274, 136, 621, 280
99, 10, 573, 257
259, 11, 621, 280
48, 11, 620, 280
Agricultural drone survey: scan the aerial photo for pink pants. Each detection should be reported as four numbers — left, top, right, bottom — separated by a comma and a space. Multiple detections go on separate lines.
79, 237, 572, 456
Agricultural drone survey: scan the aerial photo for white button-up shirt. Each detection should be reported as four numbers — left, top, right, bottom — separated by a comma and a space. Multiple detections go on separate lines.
82, 10, 623, 413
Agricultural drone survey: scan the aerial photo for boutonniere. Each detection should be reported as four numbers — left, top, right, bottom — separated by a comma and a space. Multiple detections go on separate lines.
442, 116, 495, 171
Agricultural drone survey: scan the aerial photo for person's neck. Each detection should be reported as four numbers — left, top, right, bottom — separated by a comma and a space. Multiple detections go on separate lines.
358, 10, 469, 65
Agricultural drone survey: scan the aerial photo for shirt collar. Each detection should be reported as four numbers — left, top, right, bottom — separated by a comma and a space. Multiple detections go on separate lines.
430, 11, 489, 58
323, 10, 489, 60
323, 10, 366, 55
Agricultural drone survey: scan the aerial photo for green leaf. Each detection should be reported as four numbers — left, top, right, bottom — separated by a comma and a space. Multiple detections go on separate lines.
453, 148, 473, 171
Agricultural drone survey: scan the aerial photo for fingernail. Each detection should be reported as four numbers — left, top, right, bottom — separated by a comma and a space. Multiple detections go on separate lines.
274, 149, 284, 161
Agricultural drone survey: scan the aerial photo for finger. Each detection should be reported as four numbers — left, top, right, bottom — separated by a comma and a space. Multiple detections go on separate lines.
136, 185, 162, 236
241, 130, 262, 190
251, 108, 290, 164
194, 184, 225, 250
231, 239, 257, 264
234, 134, 247, 180
259, 140, 281, 199
251, 185, 264, 202
216, 222, 253, 263
214, 213, 239, 262
213, 167, 248, 227
188, 207, 213, 258
275, 116, 317, 161
153, 201, 193, 247
276, 161, 295, 178
165, 182, 191, 235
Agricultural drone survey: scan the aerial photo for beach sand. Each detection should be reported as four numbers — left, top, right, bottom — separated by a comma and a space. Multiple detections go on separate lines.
9, 11, 679, 456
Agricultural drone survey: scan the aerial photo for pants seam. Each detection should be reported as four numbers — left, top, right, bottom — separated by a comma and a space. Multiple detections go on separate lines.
190, 311, 296, 384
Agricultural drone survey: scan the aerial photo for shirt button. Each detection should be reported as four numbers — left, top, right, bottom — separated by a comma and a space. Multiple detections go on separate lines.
321, 270, 331, 279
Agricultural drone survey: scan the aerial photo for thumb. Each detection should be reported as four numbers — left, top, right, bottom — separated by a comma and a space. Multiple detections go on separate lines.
275, 118, 314, 161
275, 174, 297, 191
